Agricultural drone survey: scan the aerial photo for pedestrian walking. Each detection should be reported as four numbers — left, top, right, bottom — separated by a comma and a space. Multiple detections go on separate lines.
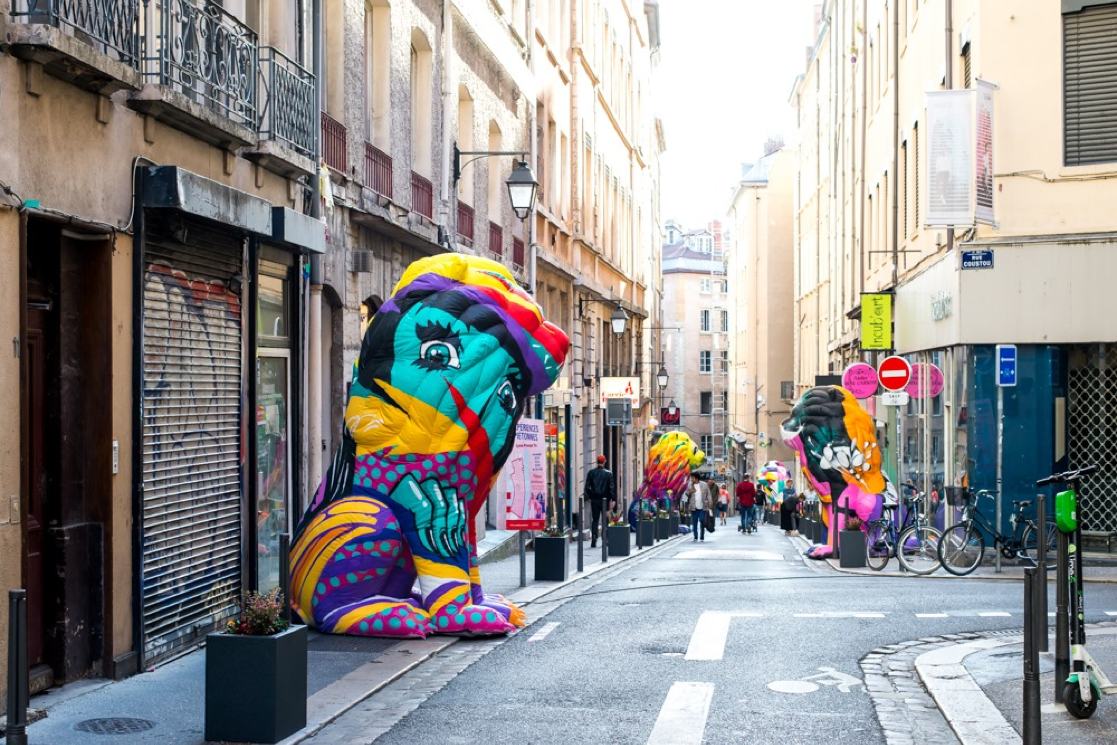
584, 455, 616, 548
359, 294, 382, 339
781, 491, 805, 536
716, 483, 729, 525
686, 473, 710, 541
736, 478, 756, 534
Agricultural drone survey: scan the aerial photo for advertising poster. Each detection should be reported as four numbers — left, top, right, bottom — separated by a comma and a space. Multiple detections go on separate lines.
501, 417, 547, 530
975, 80, 995, 226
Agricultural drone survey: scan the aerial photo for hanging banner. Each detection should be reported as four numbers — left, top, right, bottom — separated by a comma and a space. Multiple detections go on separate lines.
860, 293, 893, 351
501, 418, 547, 530
975, 80, 995, 226
925, 89, 975, 227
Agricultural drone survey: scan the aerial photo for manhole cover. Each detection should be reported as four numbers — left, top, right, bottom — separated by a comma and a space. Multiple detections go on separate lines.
74, 718, 156, 735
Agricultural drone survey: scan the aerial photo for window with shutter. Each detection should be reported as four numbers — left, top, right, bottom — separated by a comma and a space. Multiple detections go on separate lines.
1064, 3, 1117, 166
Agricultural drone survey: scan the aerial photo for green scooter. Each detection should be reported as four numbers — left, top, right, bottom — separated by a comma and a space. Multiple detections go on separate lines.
1037, 464, 1117, 719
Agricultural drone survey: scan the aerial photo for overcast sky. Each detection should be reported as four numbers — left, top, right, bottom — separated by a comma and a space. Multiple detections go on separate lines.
656, 0, 818, 229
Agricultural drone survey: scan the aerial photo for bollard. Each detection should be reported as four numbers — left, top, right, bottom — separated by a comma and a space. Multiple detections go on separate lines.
519, 530, 526, 588
601, 500, 609, 564
6, 590, 28, 745
1036, 494, 1048, 653
279, 533, 292, 623
577, 495, 584, 573
1055, 527, 1070, 704
1022, 567, 1042, 745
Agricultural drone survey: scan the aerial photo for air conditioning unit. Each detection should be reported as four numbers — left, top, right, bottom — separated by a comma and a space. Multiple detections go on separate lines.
352, 250, 374, 273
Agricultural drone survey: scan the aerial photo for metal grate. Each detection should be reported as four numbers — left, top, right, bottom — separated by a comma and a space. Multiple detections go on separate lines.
75, 718, 156, 734
1067, 343, 1117, 532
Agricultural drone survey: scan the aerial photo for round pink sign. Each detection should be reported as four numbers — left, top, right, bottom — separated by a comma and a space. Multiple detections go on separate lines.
842, 362, 879, 399
906, 363, 945, 398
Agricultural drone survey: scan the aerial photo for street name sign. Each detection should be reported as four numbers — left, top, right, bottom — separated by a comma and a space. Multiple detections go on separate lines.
960, 249, 994, 270
877, 356, 912, 392
996, 344, 1017, 387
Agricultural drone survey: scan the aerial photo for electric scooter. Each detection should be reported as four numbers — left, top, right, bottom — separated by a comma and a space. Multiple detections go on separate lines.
1037, 464, 1117, 719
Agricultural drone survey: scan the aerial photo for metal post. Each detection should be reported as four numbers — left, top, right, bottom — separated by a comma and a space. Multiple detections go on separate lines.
6, 590, 28, 745
1022, 567, 1042, 745
519, 531, 526, 588
996, 386, 1004, 574
279, 533, 292, 623
1055, 528, 1070, 704
636, 497, 643, 550
1036, 493, 1048, 653
601, 499, 609, 564
577, 494, 584, 572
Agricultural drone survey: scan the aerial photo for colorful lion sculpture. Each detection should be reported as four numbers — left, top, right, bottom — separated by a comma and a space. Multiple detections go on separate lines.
756, 461, 791, 508
290, 255, 569, 637
780, 386, 893, 559
630, 432, 704, 527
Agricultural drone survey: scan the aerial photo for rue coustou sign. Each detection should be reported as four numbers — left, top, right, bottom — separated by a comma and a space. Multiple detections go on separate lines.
861, 293, 892, 351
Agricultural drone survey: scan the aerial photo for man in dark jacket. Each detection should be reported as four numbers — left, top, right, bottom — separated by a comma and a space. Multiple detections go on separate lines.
736, 479, 757, 534
584, 455, 616, 548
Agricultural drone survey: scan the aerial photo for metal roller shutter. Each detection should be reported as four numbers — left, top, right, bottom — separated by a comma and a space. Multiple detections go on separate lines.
1064, 3, 1117, 166
141, 215, 245, 664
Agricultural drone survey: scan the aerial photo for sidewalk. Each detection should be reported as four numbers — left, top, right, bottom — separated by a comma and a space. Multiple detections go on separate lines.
21, 530, 680, 744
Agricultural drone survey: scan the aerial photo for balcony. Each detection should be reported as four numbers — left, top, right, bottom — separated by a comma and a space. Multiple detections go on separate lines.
456, 201, 474, 243
488, 221, 503, 258
364, 142, 392, 199
6, 0, 142, 93
321, 112, 347, 173
129, 0, 259, 148
512, 237, 525, 269
258, 46, 314, 157
411, 171, 433, 220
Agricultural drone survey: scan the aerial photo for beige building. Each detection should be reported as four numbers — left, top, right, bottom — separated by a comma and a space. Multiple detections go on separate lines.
792, 0, 1117, 531
727, 150, 796, 479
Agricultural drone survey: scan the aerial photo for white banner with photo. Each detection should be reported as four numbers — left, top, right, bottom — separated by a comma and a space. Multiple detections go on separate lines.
974, 80, 995, 226
925, 90, 974, 227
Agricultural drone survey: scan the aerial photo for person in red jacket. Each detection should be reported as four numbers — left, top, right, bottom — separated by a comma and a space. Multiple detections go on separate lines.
736, 479, 757, 534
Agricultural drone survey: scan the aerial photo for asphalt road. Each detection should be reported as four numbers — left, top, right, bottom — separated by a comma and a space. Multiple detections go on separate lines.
329, 523, 1117, 744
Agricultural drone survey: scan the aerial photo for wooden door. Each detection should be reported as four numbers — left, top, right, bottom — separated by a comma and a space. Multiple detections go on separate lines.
25, 315, 46, 667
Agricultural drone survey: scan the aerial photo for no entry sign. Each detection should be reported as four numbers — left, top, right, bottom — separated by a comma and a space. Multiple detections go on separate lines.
877, 356, 912, 392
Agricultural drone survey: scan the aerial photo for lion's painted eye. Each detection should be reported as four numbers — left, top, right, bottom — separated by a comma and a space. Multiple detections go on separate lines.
419, 340, 460, 370
496, 380, 516, 413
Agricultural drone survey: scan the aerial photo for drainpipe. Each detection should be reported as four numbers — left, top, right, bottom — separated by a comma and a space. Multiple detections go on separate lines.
307, 0, 324, 499
442, 0, 454, 236
859, 0, 867, 297
944, 0, 954, 259
891, 0, 900, 292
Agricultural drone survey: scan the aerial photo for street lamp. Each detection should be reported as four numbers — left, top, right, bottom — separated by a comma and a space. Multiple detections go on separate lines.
657, 366, 669, 390
578, 297, 628, 336
452, 144, 538, 221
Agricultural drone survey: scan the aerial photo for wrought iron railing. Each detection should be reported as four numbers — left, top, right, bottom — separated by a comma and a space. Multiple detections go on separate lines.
321, 112, 346, 172
364, 142, 392, 198
488, 221, 503, 257
142, 0, 258, 127
411, 171, 433, 219
258, 46, 314, 157
512, 237, 525, 268
456, 201, 474, 241
10, 0, 140, 64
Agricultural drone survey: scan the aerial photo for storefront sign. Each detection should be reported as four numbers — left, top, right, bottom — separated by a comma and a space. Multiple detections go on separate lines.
599, 376, 640, 408
960, 249, 994, 270
660, 406, 681, 425
881, 391, 910, 406
860, 293, 892, 350
906, 363, 945, 399
503, 418, 547, 530
841, 362, 879, 399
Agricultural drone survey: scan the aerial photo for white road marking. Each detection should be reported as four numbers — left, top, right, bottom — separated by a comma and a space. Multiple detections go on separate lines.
852, 613, 885, 618
1106, 612, 1117, 617
685, 612, 762, 661
979, 611, 1012, 617
647, 682, 714, 745
916, 613, 949, 618
527, 622, 560, 642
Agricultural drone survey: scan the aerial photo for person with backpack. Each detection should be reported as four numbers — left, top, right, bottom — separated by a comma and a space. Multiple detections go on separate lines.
736, 478, 756, 534
584, 455, 616, 548
686, 473, 710, 541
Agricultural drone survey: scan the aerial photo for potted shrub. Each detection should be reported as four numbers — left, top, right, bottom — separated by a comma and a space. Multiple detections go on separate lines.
534, 526, 568, 581
206, 589, 307, 744
839, 516, 867, 568
607, 513, 631, 557
655, 509, 671, 540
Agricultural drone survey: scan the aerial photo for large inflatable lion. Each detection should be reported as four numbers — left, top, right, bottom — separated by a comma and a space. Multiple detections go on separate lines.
290, 255, 569, 637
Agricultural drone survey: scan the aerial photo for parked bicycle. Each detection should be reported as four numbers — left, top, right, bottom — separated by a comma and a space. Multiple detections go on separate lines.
937, 490, 1058, 576
864, 493, 943, 575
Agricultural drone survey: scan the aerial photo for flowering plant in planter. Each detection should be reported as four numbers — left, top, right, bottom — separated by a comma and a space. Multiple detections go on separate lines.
540, 525, 564, 538
225, 588, 290, 636
608, 511, 626, 527
845, 516, 863, 532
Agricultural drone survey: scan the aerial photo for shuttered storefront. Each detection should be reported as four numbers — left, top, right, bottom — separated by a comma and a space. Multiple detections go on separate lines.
141, 216, 245, 663
1064, 2, 1117, 166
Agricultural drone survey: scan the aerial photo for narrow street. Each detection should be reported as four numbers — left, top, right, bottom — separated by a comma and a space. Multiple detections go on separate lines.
305, 523, 1117, 744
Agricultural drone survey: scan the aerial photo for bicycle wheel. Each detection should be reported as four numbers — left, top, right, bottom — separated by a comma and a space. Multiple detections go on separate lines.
938, 522, 985, 576
1019, 522, 1058, 571
865, 522, 893, 571
896, 525, 943, 575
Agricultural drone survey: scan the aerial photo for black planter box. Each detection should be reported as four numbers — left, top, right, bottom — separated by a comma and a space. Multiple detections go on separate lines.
534, 535, 569, 581
607, 525, 631, 556
637, 520, 656, 548
669, 513, 680, 535
656, 517, 671, 540
813, 520, 826, 545
800, 518, 812, 537
839, 530, 867, 568
205, 624, 308, 744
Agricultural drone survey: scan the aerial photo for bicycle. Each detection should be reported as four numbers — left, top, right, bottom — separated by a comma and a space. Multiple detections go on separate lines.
864, 493, 943, 574
937, 490, 1058, 576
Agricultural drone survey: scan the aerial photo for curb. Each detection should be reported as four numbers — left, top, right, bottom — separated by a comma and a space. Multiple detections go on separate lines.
477, 531, 521, 565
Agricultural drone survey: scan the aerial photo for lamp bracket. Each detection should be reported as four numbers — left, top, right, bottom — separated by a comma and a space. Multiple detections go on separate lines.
453, 143, 530, 183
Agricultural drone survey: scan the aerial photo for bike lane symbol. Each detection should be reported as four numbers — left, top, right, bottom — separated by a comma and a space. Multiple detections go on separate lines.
767, 667, 863, 694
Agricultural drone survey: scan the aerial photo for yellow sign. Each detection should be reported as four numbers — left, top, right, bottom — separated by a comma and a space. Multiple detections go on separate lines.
861, 293, 892, 350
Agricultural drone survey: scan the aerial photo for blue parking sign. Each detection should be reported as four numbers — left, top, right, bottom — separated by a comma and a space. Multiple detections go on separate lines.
996, 344, 1017, 387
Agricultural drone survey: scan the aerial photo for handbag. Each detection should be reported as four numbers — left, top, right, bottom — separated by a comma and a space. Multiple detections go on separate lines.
704, 511, 715, 533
